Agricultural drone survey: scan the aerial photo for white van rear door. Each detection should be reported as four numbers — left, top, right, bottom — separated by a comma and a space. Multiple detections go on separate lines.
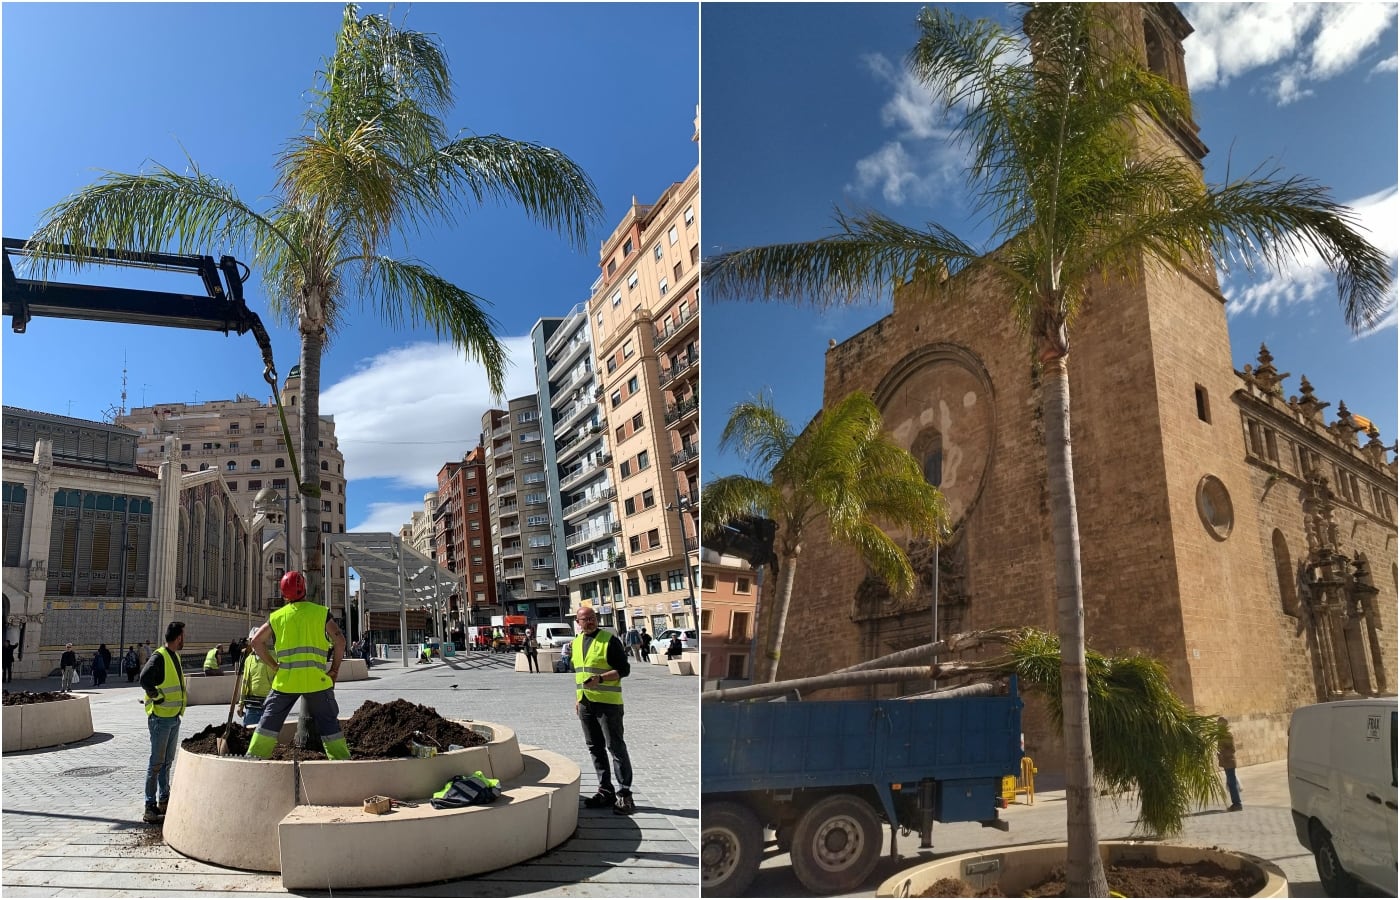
1341, 706, 1398, 894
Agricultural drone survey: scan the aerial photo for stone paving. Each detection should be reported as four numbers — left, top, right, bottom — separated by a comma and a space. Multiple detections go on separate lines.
746, 757, 1339, 897
1, 651, 699, 897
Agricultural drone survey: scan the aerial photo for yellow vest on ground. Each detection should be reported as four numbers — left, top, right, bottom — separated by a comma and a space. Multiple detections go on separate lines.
145, 647, 186, 718
572, 630, 623, 705
269, 602, 332, 694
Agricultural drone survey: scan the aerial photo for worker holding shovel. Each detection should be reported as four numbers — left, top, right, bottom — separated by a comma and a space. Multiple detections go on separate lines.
237, 627, 274, 727
244, 572, 351, 761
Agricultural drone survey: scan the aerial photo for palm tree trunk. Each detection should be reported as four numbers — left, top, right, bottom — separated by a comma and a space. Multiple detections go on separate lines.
704, 665, 943, 702
1042, 356, 1107, 896
298, 328, 325, 605
764, 547, 801, 683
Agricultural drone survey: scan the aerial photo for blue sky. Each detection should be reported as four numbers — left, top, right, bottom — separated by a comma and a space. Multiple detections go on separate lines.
702, 2, 1398, 477
2, 2, 698, 534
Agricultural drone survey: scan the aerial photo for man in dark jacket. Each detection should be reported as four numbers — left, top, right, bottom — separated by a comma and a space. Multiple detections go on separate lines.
139, 622, 187, 823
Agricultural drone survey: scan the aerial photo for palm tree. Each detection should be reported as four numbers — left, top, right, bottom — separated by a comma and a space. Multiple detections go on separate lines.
705, 4, 1390, 893
702, 391, 948, 682
24, 3, 603, 608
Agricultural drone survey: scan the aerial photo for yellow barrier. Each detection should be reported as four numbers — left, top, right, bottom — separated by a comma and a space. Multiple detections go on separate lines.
1016, 756, 1037, 805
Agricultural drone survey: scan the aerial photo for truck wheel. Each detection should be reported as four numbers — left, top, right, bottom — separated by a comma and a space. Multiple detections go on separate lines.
790, 793, 883, 895
1310, 824, 1358, 897
702, 801, 763, 896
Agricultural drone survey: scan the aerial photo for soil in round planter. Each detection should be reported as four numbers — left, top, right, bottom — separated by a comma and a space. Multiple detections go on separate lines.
181, 698, 487, 760
918, 859, 1265, 898
3, 690, 76, 705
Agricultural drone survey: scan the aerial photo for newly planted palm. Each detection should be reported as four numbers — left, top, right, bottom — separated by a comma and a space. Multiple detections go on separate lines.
706, 4, 1389, 893
26, 4, 602, 604
703, 391, 948, 682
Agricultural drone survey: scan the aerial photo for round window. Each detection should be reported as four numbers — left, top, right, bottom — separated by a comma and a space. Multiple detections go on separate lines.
1196, 475, 1233, 540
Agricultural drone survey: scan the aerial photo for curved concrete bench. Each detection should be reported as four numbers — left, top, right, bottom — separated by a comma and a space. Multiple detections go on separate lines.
667, 659, 695, 675
165, 719, 523, 873
1, 695, 94, 752
337, 658, 369, 681
279, 746, 580, 890
185, 674, 236, 706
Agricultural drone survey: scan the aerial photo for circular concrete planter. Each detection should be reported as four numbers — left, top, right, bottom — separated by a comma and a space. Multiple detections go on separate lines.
876, 841, 1288, 898
164, 718, 521, 872
1, 694, 94, 753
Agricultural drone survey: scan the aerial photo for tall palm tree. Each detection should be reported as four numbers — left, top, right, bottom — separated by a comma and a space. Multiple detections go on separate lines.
24, 4, 603, 609
703, 391, 948, 682
705, 4, 1391, 894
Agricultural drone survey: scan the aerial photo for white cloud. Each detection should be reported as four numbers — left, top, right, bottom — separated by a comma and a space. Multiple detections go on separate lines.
848, 53, 971, 207
321, 336, 539, 490
1371, 54, 1398, 74
351, 500, 429, 535
1224, 186, 1399, 334
1184, 3, 1396, 105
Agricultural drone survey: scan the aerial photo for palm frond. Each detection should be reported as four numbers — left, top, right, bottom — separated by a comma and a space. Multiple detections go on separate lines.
353, 255, 507, 395
718, 395, 796, 476
700, 476, 781, 539
26, 161, 293, 281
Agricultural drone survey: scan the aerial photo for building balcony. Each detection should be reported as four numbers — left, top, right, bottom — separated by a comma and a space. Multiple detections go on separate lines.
568, 558, 612, 578
663, 395, 699, 426
502, 566, 524, 578
658, 348, 699, 388
565, 521, 615, 549
544, 304, 588, 357
552, 400, 597, 437
494, 463, 515, 479
549, 334, 591, 375
491, 424, 511, 441
498, 481, 517, 497
562, 486, 616, 520
671, 445, 699, 469
557, 430, 603, 466
499, 525, 521, 538
560, 456, 610, 493
653, 306, 696, 352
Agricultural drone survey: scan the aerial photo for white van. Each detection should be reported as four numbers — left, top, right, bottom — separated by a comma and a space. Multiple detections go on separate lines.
1288, 696, 1397, 897
535, 622, 574, 649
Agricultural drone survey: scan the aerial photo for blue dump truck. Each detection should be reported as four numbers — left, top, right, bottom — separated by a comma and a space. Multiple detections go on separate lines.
700, 679, 1022, 896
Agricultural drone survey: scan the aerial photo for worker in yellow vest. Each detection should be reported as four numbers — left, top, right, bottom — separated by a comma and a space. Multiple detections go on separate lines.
571, 606, 634, 815
203, 644, 221, 675
245, 572, 350, 760
237, 627, 274, 727
139, 620, 187, 824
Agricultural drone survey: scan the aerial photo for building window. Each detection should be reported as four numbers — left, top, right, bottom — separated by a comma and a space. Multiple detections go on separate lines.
629, 535, 641, 553
1272, 530, 1298, 616
628, 271, 638, 290
690, 244, 700, 266
248, 479, 262, 490
1194, 385, 1210, 423
674, 261, 683, 283
612, 290, 622, 307
683, 206, 694, 225
275, 458, 286, 469
321, 522, 331, 533
736, 576, 751, 594
637, 450, 649, 471
228, 422, 240, 432
732, 611, 751, 639
226, 461, 237, 471
227, 482, 238, 492
610, 390, 622, 409
625, 497, 636, 515
627, 375, 639, 394
667, 568, 684, 590
642, 489, 655, 509
1196, 475, 1233, 540
702, 573, 716, 590
632, 412, 644, 431
251, 459, 261, 471
322, 500, 332, 512
471, 537, 482, 547
700, 608, 712, 631
647, 528, 660, 549
626, 577, 640, 597
620, 461, 631, 478
321, 460, 329, 471
658, 278, 669, 297
623, 339, 634, 359
623, 238, 633, 257
645, 573, 663, 593
668, 225, 679, 245
607, 356, 617, 374
607, 259, 616, 276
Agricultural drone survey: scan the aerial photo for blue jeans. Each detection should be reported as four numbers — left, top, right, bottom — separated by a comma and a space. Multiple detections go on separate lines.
1224, 768, 1241, 806
145, 715, 181, 804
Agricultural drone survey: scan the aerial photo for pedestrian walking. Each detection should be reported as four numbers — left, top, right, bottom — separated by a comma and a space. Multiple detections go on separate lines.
98, 642, 113, 674
571, 606, 635, 815
245, 572, 351, 760
4, 637, 15, 683
1218, 716, 1242, 811
139, 621, 187, 823
525, 634, 541, 673
91, 649, 108, 686
60, 642, 78, 692
638, 629, 651, 662
123, 645, 140, 683
626, 626, 640, 660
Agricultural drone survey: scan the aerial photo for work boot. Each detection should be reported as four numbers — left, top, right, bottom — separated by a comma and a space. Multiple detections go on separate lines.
613, 791, 636, 816
582, 790, 616, 809
157, 799, 169, 814
142, 803, 164, 824
1227, 803, 1242, 812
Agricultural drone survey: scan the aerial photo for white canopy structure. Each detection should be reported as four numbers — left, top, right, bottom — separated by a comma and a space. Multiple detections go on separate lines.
326, 533, 459, 667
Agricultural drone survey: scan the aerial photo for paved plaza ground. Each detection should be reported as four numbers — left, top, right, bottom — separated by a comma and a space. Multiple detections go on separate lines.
1, 651, 699, 897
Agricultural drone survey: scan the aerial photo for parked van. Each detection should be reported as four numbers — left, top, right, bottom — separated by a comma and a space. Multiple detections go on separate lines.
1288, 696, 1397, 897
535, 622, 574, 649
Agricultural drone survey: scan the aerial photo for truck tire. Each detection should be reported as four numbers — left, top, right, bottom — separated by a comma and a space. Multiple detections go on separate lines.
790, 793, 883, 895
1310, 823, 1358, 897
702, 800, 763, 897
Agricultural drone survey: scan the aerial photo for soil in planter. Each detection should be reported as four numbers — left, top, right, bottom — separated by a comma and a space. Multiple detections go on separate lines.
181, 698, 487, 760
2, 690, 76, 705
918, 859, 1264, 898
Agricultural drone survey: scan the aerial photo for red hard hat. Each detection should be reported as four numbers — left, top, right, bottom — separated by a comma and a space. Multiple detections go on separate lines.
280, 571, 307, 601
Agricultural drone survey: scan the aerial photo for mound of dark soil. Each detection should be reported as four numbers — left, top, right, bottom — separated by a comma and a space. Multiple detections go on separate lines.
917, 858, 1263, 898
181, 698, 486, 760
2, 690, 76, 706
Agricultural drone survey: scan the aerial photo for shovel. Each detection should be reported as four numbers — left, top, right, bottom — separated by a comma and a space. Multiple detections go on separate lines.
216, 650, 247, 756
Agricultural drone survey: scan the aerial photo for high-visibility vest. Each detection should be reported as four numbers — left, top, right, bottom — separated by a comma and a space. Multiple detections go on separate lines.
204, 647, 220, 670
572, 630, 622, 705
269, 602, 332, 694
145, 647, 186, 718
240, 654, 274, 701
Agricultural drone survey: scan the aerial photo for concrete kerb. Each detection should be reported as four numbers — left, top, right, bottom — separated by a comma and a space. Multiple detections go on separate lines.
1, 694, 94, 753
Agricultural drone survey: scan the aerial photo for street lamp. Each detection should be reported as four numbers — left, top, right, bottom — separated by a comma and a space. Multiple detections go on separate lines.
667, 484, 699, 630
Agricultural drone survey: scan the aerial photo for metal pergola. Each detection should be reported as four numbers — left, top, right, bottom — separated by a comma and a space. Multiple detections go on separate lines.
327, 533, 459, 667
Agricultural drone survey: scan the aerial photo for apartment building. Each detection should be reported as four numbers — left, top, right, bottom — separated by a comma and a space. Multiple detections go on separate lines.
434, 447, 495, 628
532, 309, 621, 627
483, 398, 566, 621
589, 166, 699, 634
398, 492, 436, 560
116, 366, 349, 613
699, 549, 759, 682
